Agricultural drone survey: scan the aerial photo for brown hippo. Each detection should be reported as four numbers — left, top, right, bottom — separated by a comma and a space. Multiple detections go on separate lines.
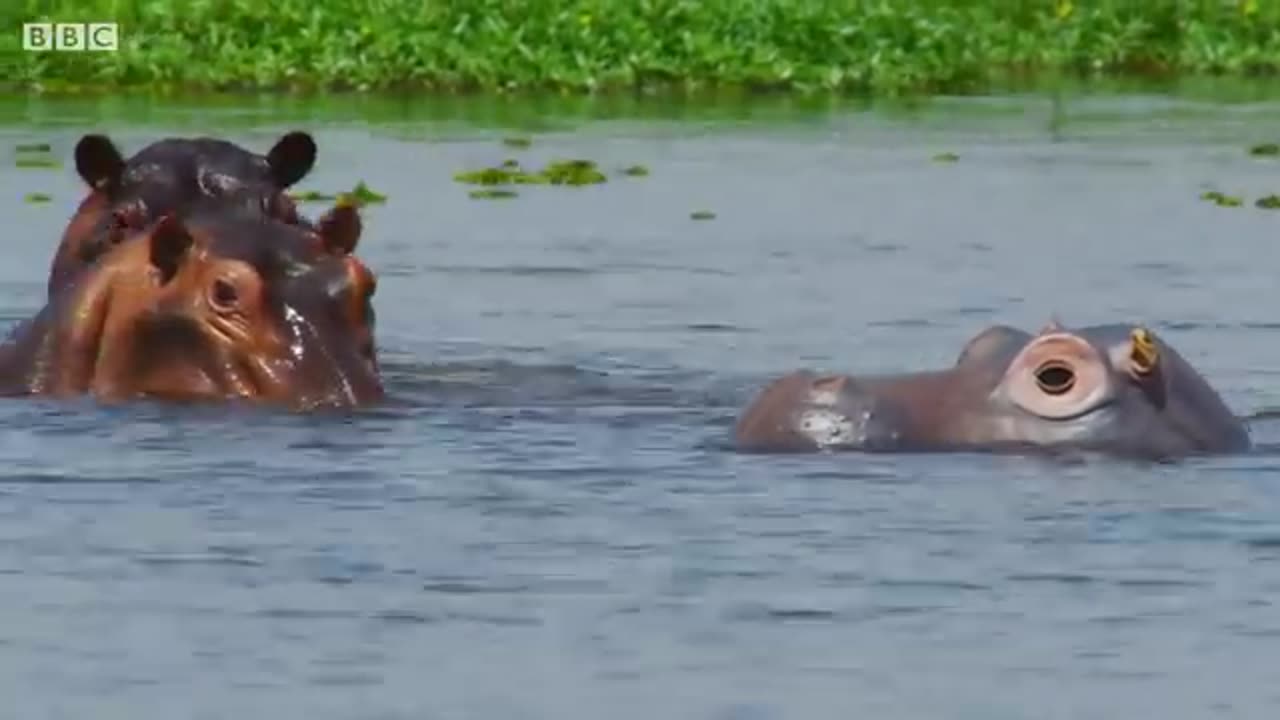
734, 321, 1251, 459
50, 131, 317, 297
0, 199, 381, 410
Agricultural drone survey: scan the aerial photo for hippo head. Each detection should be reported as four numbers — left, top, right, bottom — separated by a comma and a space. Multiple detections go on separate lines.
38, 201, 381, 409
50, 131, 317, 297
975, 323, 1214, 454
734, 321, 1250, 459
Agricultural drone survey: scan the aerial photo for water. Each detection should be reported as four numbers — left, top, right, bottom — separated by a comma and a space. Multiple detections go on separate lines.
2, 87, 1280, 719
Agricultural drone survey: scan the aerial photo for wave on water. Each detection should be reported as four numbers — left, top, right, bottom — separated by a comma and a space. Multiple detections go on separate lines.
377, 357, 747, 412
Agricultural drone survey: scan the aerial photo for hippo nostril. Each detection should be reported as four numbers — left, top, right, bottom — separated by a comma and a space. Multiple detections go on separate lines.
1034, 362, 1076, 395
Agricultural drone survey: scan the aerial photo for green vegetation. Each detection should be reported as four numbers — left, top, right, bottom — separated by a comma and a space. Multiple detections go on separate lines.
15, 156, 58, 169
291, 190, 337, 203
454, 158, 610, 187
542, 159, 607, 185
6, 0, 1280, 96
690, 210, 717, 220
931, 152, 960, 163
343, 181, 388, 205
23, 192, 52, 204
1250, 142, 1280, 157
291, 181, 387, 205
14, 141, 59, 169
470, 189, 520, 200
1201, 190, 1243, 207
1200, 189, 1280, 209
622, 165, 651, 177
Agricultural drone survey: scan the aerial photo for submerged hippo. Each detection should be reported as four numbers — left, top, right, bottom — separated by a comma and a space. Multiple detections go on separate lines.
50, 131, 317, 296
734, 321, 1251, 459
1, 199, 381, 409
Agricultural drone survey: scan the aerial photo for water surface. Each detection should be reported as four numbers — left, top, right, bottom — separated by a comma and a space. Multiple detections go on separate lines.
2, 88, 1280, 719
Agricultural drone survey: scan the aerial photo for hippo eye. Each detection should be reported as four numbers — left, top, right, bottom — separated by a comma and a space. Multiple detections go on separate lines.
1034, 362, 1076, 395
210, 278, 239, 310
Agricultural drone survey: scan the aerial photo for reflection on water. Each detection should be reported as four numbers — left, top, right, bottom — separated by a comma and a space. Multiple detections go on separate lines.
1, 84, 1280, 719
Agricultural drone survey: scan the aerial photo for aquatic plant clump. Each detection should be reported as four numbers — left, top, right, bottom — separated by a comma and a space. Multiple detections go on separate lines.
1201, 190, 1243, 207
6, 0, 1280, 95
292, 181, 387, 205
14, 142, 60, 169
454, 159, 610, 187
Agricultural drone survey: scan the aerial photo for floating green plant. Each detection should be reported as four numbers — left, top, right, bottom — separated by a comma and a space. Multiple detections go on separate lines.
15, 157, 58, 169
1248, 143, 1280, 157
502, 137, 532, 149
622, 165, 650, 177
932, 152, 960, 163
24, 192, 52, 204
690, 210, 716, 220
1256, 194, 1280, 209
455, 167, 527, 185
1201, 190, 1243, 207
541, 159, 606, 186
512, 172, 550, 185
454, 158, 605, 187
15, 143, 51, 153
291, 189, 338, 202
343, 181, 387, 205
470, 189, 519, 200
295, 181, 386, 205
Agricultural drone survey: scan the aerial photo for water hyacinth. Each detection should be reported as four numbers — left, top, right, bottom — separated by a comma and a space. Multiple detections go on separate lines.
470, 189, 519, 200
15, 157, 58, 169
454, 159, 610, 187
292, 181, 386, 204
6, 0, 1280, 95
1201, 190, 1243, 208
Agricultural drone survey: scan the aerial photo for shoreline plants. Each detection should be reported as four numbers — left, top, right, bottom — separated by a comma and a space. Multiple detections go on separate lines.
5, 0, 1280, 96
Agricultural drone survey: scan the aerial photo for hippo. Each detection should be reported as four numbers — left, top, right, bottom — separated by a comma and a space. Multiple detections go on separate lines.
49, 131, 318, 297
0, 199, 381, 410
733, 321, 1251, 459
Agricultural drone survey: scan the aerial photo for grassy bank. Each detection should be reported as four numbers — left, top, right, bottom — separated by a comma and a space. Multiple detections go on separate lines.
5, 0, 1280, 96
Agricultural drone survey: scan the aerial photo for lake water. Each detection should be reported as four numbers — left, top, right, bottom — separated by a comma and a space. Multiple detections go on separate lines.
1, 86, 1280, 719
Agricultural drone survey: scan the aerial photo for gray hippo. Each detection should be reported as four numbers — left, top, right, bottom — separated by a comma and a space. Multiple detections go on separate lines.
733, 320, 1251, 459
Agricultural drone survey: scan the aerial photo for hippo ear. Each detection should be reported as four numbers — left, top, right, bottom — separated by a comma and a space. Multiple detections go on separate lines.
316, 201, 362, 255
74, 134, 126, 192
266, 131, 317, 188
148, 215, 195, 284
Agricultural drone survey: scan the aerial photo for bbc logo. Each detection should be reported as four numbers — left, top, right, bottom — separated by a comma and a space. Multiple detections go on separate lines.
22, 23, 119, 52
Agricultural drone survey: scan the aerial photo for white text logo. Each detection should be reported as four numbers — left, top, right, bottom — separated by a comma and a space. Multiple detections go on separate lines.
22, 23, 119, 52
